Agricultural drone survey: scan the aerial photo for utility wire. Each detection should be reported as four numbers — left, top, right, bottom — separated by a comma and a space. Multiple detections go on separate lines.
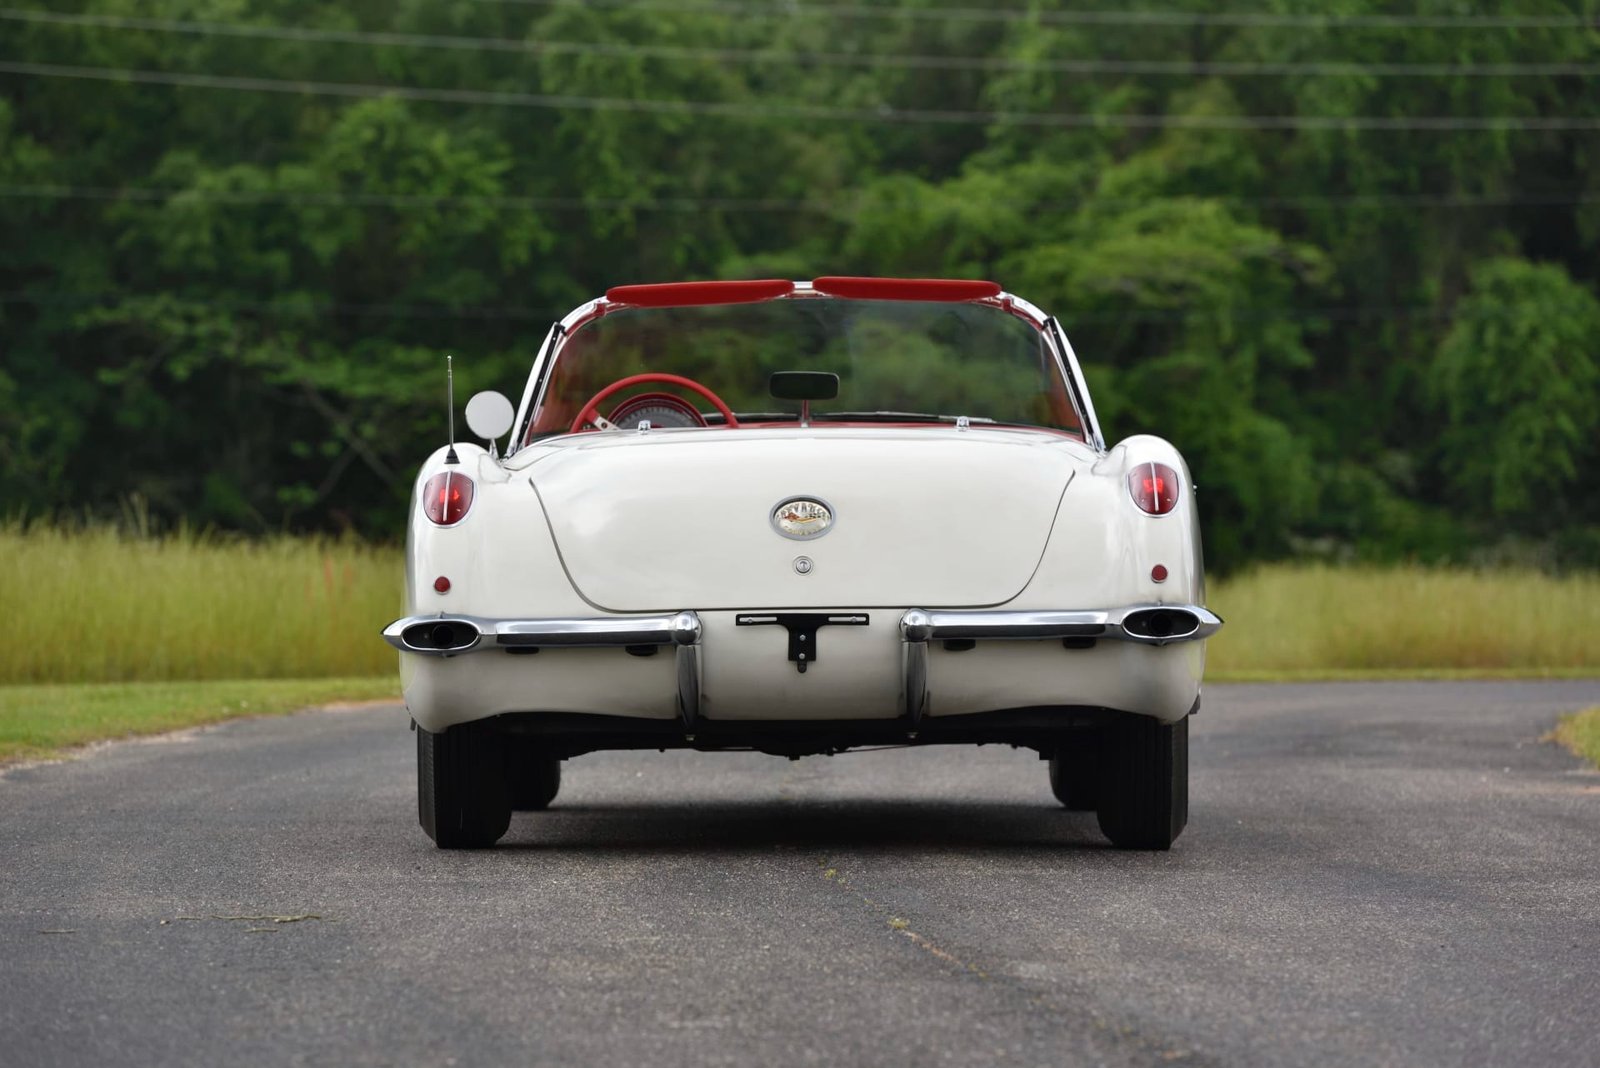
3, 61, 1595, 130
0, 184, 834, 212
2, 184, 1594, 212
0, 289, 1475, 325
468, 0, 1600, 31
3, 9, 1595, 78
0, 290, 565, 321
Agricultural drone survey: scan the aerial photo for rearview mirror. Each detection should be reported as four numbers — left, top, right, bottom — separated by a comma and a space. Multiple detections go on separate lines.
769, 371, 840, 401
465, 390, 515, 442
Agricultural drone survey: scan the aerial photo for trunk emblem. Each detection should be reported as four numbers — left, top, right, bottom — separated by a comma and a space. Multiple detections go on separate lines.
771, 497, 834, 540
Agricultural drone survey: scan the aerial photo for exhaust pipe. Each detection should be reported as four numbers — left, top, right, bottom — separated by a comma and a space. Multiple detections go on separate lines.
1120, 608, 1201, 644
399, 619, 481, 653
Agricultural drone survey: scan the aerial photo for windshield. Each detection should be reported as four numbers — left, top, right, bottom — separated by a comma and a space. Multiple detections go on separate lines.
522, 296, 1082, 441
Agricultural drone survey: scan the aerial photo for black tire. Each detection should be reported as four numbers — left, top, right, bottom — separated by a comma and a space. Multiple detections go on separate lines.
510, 748, 562, 811
1096, 714, 1188, 850
417, 724, 511, 849
1048, 733, 1099, 811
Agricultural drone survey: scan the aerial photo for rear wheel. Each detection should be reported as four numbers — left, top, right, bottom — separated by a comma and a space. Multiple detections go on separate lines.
1096, 715, 1188, 850
510, 744, 562, 811
417, 724, 511, 849
1048, 732, 1099, 811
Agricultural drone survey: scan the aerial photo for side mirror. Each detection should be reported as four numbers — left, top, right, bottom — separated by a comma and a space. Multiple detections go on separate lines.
465, 390, 515, 445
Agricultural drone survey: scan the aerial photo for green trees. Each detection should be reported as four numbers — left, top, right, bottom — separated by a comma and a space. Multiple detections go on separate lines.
1432, 258, 1600, 524
0, 0, 1596, 566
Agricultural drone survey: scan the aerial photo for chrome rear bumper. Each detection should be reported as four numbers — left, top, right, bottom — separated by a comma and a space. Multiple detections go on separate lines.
383, 602, 1219, 732
384, 611, 704, 728
899, 605, 1222, 645
382, 612, 701, 655
897, 604, 1221, 724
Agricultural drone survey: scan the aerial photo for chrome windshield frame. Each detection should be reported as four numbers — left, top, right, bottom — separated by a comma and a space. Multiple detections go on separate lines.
1045, 316, 1107, 452
508, 282, 1104, 457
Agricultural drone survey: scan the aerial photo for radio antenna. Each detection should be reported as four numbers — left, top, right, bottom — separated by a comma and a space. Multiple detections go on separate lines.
444, 354, 459, 465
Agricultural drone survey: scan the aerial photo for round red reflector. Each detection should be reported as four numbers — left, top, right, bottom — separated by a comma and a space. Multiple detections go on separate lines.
421, 471, 474, 525
433, 576, 451, 593
1128, 462, 1181, 515
1151, 564, 1168, 583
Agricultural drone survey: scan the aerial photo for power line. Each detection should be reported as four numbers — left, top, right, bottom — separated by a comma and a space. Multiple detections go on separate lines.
2, 183, 1594, 213
0, 290, 565, 321
0, 289, 1475, 325
2, 184, 834, 212
4, 9, 1595, 78
3, 60, 1595, 130
468, 0, 1600, 31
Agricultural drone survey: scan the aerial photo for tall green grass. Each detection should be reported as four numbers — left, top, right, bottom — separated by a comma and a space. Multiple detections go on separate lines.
1207, 564, 1600, 676
2, 527, 1597, 684
0, 525, 402, 683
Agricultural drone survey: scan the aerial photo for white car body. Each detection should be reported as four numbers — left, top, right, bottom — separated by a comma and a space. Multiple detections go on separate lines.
385, 278, 1220, 849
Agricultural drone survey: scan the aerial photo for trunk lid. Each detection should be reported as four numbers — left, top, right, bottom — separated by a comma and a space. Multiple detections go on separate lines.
525, 427, 1085, 611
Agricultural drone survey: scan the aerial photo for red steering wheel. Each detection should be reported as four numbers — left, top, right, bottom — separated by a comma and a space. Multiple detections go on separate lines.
570, 373, 741, 433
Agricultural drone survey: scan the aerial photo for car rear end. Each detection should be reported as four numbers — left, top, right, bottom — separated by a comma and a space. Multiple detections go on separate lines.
386, 279, 1219, 850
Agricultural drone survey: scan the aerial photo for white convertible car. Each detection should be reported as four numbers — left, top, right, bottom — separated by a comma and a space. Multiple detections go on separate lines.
384, 277, 1220, 850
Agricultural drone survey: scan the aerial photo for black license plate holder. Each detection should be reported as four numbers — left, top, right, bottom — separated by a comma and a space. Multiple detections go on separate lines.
734, 613, 870, 673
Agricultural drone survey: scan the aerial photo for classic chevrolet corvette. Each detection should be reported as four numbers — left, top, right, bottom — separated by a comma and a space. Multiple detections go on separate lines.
384, 277, 1221, 849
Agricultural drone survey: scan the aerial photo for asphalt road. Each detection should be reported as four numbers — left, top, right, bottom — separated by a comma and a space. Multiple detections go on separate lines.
2, 681, 1598, 1067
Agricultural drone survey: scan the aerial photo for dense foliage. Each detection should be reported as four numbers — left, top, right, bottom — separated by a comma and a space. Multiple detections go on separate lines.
2, 0, 1597, 567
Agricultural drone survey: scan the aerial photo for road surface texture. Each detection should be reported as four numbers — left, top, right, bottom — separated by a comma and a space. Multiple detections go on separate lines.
2, 681, 1598, 1067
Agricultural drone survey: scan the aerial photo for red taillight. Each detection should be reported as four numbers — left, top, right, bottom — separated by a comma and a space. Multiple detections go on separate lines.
1128, 462, 1180, 515
422, 471, 474, 525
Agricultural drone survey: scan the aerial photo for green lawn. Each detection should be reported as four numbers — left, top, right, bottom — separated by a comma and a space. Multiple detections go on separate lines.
0, 677, 399, 764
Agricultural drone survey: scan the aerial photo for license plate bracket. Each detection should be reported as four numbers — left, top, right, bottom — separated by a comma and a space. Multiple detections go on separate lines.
734, 613, 870, 673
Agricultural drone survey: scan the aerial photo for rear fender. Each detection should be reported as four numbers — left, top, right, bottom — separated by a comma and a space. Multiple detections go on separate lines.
1014, 435, 1205, 610
405, 444, 592, 621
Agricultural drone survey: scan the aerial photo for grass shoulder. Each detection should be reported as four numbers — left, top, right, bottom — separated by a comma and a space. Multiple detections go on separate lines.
1550, 707, 1600, 770
0, 677, 399, 765
1210, 667, 1600, 683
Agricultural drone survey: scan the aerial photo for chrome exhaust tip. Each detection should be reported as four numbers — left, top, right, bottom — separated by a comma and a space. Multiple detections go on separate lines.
399, 619, 481, 653
1120, 608, 1201, 643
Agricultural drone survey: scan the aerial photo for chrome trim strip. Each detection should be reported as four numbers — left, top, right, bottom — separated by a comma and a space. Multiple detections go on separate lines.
895, 604, 1220, 730
382, 612, 703, 655
897, 605, 1223, 646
